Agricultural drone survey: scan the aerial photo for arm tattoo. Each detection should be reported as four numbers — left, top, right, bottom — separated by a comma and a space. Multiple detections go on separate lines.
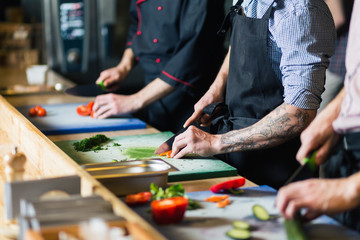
220, 103, 313, 152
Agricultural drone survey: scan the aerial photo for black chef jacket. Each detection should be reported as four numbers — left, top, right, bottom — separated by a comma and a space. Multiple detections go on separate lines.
126, 0, 225, 132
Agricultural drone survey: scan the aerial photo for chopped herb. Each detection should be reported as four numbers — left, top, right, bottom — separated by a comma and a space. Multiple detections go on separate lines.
113, 143, 121, 146
73, 134, 110, 152
112, 159, 118, 162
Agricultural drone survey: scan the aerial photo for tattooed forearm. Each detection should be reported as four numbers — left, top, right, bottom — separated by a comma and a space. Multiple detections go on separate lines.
220, 103, 316, 153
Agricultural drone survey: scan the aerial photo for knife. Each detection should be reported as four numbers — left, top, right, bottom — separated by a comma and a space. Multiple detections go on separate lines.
283, 150, 317, 186
154, 102, 228, 155
65, 81, 107, 97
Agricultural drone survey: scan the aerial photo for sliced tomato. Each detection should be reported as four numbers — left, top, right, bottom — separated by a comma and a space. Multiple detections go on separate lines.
151, 196, 188, 225
76, 101, 94, 116
210, 177, 246, 193
125, 192, 152, 206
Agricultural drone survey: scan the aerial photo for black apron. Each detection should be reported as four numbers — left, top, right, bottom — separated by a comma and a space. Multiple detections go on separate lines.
214, 1, 312, 189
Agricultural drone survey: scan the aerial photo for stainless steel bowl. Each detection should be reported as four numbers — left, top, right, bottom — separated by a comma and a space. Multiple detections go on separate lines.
82, 159, 178, 196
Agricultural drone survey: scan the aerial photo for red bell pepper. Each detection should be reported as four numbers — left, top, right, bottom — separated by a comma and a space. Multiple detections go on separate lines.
151, 196, 188, 225
210, 177, 246, 193
125, 192, 152, 206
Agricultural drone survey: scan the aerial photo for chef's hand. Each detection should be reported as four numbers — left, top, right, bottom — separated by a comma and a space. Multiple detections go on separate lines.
96, 48, 135, 91
276, 176, 360, 221
183, 89, 224, 128
296, 89, 345, 166
171, 125, 222, 158
95, 67, 127, 92
92, 93, 141, 119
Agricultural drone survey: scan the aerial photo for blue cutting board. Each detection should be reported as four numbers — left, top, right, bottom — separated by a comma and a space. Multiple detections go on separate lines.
131, 185, 360, 240
17, 103, 146, 135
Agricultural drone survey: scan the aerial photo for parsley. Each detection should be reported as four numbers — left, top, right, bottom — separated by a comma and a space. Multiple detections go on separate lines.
73, 134, 110, 152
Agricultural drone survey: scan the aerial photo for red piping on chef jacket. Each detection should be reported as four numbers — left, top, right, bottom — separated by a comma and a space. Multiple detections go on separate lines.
161, 70, 194, 88
127, 0, 147, 46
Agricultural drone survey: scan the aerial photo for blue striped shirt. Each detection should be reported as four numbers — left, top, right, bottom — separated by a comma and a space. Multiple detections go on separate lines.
233, 0, 336, 109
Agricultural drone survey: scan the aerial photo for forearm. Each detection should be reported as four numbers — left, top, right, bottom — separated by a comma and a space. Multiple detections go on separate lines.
116, 48, 136, 74
133, 78, 175, 109
219, 102, 316, 153
207, 48, 230, 98
320, 88, 345, 126
325, 0, 345, 29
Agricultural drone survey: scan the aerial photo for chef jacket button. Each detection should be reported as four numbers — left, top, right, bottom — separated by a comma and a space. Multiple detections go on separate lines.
136, 56, 140, 61
137, 30, 142, 35
156, 58, 161, 63
153, 38, 158, 43
157, 6, 163, 11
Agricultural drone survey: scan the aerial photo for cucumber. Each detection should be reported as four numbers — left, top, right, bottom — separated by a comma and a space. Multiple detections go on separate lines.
284, 218, 307, 240
252, 204, 270, 221
232, 220, 250, 230
226, 229, 251, 240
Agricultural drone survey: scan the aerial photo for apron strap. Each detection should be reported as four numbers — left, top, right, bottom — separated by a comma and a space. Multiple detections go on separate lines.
217, 0, 244, 36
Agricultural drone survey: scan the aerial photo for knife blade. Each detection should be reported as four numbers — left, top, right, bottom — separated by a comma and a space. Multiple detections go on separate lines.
154, 123, 198, 155
65, 82, 107, 97
283, 150, 317, 186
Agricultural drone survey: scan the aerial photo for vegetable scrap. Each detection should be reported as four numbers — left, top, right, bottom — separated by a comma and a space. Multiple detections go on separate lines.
125, 192, 152, 206
73, 134, 110, 152
205, 195, 229, 202
158, 150, 172, 158
205, 195, 231, 208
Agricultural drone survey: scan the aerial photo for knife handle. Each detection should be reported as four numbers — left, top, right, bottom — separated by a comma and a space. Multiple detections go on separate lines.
302, 150, 317, 172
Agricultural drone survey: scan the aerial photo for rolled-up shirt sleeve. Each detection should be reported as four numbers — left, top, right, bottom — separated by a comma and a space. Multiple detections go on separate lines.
275, 5, 336, 109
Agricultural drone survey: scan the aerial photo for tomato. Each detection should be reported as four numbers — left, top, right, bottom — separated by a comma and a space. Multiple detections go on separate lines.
91, 111, 95, 118
29, 107, 37, 117
76, 101, 94, 116
125, 192, 152, 206
37, 107, 47, 117
151, 196, 188, 225
34, 105, 42, 113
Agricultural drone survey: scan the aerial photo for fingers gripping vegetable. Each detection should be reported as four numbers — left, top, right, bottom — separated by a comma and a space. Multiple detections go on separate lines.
210, 177, 246, 193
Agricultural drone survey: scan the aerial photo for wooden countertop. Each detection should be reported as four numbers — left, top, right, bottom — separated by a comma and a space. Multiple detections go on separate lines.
0, 67, 255, 239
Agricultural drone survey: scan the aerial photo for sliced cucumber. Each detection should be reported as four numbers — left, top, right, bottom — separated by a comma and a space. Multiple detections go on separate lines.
232, 220, 250, 230
226, 228, 251, 240
284, 218, 307, 240
252, 204, 270, 221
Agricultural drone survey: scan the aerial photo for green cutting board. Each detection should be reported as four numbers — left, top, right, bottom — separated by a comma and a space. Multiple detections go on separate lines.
55, 132, 237, 181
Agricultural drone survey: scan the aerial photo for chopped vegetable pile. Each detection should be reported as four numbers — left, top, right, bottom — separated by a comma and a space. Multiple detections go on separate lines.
73, 134, 110, 152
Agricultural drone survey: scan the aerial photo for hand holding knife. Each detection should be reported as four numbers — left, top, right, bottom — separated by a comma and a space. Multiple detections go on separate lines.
283, 150, 318, 186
